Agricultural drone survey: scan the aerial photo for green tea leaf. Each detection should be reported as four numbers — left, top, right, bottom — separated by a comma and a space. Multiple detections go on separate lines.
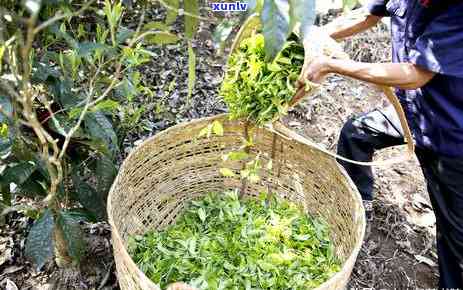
163, 0, 179, 25
16, 175, 47, 197
289, 0, 316, 36
84, 111, 118, 157
230, 14, 262, 54
95, 155, 117, 195
211, 121, 224, 136
92, 99, 120, 113
57, 210, 86, 262
71, 173, 106, 221
145, 32, 179, 45
219, 168, 236, 177
25, 209, 54, 271
261, 0, 290, 61
220, 34, 304, 125
128, 193, 340, 289
184, 0, 199, 39
2, 161, 36, 185
47, 115, 86, 139
226, 151, 249, 162
143, 21, 169, 31
116, 26, 135, 44
76, 42, 109, 57
198, 126, 210, 138
267, 62, 282, 72
197, 208, 206, 222
343, 0, 359, 11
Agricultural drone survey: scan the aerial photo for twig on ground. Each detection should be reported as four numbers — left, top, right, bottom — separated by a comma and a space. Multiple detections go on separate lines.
97, 261, 114, 290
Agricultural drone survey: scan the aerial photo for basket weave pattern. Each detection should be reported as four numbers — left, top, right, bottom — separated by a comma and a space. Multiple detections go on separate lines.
108, 115, 365, 290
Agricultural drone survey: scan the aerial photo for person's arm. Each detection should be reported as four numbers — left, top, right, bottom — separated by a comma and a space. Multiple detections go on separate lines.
303, 57, 436, 89
319, 0, 391, 41
323, 11, 382, 41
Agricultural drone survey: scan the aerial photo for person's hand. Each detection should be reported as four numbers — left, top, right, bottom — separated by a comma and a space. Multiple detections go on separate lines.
296, 54, 332, 92
301, 56, 331, 83
166, 282, 197, 290
295, 26, 341, 90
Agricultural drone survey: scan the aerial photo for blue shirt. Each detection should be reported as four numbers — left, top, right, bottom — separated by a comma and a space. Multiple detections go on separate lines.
367, 0, 463, 157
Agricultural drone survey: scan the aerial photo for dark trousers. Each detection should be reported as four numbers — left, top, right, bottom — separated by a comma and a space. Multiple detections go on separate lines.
337, 106, 463, 289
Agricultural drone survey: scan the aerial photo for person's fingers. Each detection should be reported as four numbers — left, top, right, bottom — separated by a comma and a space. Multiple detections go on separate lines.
166, 283, 196, 290
296, 78, 305, 89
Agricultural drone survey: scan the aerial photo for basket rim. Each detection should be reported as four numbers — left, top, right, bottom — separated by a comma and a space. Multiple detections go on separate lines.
107, 114, 366, 289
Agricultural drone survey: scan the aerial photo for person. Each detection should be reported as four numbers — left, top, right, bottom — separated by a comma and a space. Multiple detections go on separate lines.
297, 0, 463, 288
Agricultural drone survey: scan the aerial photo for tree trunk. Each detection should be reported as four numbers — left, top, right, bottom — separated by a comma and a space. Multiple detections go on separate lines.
54, 222, 73, 267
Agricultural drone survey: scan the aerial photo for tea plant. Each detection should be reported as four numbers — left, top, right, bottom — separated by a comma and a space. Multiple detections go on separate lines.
221, 33, 305, 125
0, 0, 204, 269
129, 192, 340, 289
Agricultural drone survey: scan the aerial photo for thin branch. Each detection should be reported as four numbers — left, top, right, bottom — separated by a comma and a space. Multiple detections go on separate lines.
158, 0, 210, 21
40, 62, 117, 125
33, 0, 96, 34
0, 80, 20, 99
58, 63, 122, 160
134, 9, 146, 38
129, 29, 173, 46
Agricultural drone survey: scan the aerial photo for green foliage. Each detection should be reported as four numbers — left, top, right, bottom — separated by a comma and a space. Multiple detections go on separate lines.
71, 172, 106, 221
261, 0, 290, 61
2, 162, 37, 186
0, 0, 327, 272
56, 210, 86, 263
221, 34, 304, 125
212, 19, 238, 53
289, 0, 316, 37
343, 0, 360, 11
0, 0, 156, 267
95, 155, 117, 195
197, 120, 223, 138
145, 32, 180, 45
129, 192, 340, 289
25, 210, 55, 271
84, 112, 119, 158
164, 0, 180, 25
239, 0, 316, 61
0, 0, 130, 228
238, 0, 354, 61
247, 0, 264, 14
184, 0, 199, 40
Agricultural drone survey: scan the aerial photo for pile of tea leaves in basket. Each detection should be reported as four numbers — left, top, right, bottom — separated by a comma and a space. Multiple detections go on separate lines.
128, 191, 340, 289
220, 33, 305, 125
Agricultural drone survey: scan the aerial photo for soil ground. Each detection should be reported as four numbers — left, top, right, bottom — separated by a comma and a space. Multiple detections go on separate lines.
0, 8, 439, 290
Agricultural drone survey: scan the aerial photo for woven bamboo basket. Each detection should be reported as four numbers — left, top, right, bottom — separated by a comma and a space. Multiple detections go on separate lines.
108, 114, 365, 290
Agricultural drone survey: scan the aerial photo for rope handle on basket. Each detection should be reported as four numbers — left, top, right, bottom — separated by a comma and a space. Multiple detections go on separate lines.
380, 85, 415, 156
285, 84, 415, 166
266, 124, 409, 167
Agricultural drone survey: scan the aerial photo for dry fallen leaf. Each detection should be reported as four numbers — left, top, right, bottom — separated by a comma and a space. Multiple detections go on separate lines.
0, 238, 13, 267
414, 254, 437, 268
5, 279, 18, 290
